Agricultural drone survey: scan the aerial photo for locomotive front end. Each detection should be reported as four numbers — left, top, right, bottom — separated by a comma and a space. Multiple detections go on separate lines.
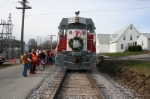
56, 12, 96, 70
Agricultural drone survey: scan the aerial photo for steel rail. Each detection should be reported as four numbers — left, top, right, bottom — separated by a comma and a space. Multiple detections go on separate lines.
51, 69, 67, 99
53, 70, 105, 99
86, 71, 105, 99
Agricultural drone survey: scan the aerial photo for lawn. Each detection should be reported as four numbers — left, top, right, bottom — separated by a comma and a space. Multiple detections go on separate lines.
122, 60, 150, 77
98, 51, 150, 58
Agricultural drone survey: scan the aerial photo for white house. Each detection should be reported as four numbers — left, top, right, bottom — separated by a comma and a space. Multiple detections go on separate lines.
96, 34, 110, 53
137, 33, 150, 51
96, 24, 141, 53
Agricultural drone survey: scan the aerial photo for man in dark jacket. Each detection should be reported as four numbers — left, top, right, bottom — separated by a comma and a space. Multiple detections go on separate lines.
39, 50, 46, 68
27, 50, 31, 69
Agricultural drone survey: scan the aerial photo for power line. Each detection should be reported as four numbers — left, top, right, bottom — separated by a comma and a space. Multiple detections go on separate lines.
43, 0, 150, 5
32, 0, 53, 33
0, 0, 10, 7
25, 17, 48, 36
26, 6, 150, 17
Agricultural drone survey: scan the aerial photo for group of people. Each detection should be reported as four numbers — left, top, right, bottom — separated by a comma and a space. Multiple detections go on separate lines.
20, 48, 56, 77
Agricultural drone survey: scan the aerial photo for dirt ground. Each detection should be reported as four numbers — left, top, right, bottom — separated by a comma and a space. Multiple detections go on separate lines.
114, 68, 150, 98
97, 54, 150, 98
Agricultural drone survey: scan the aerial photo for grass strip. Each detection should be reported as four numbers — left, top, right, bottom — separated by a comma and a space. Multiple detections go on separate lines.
98, 52, 150, 58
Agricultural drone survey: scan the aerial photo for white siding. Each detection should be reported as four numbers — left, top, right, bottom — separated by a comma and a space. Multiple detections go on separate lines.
137, 35, 148, 50
109, 43, 116, 53
116, 26, 139, 52
97, 24, 150, 53
99, 44, 109, 53
148, 39, 150, 51
96, 45, 100, 53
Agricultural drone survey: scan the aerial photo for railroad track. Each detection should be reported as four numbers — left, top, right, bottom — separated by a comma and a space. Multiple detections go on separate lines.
53, 70, 103, 99
28, 68, 134, 99
28, 69, 104, 99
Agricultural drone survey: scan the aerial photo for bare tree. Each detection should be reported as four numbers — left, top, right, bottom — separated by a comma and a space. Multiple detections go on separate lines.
41, 39, 51, 49
52, 40, 57, 50
28, 38, 37, 50
27, 38, 57, 51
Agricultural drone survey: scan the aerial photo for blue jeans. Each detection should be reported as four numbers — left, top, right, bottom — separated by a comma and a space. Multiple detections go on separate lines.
23, 63, 28, 76
27, 61, 31, 69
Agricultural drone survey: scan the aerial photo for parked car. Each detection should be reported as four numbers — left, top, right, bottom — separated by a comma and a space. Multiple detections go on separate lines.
0, 53, 6, 65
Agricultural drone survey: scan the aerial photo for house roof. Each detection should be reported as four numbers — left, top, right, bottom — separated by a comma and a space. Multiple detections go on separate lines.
97, 34, 110, 44
97, 24, 140, 44
109, 24, 131, 43
141, 33, 150, 38
110, 24, 140, 43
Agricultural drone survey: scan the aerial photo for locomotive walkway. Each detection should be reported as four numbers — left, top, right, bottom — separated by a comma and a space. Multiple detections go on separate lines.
0, 62, 56, 99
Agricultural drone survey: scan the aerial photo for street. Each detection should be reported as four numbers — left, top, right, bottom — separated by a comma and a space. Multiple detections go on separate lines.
0, 64, 56, 99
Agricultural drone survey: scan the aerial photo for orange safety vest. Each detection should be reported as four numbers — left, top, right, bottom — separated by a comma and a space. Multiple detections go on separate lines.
31, 52, 37, 61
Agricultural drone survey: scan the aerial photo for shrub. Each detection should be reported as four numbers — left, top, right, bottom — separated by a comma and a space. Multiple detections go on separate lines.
136, 45, 142, 51
132, 46, 136, 51
128, 45, 142, 52
128, 46, 131, 51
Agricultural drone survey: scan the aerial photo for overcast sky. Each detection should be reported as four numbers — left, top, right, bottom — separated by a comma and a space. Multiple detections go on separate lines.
0, 0, 150, 43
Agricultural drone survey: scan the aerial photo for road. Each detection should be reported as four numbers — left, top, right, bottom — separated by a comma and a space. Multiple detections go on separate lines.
0, 64, 56, 99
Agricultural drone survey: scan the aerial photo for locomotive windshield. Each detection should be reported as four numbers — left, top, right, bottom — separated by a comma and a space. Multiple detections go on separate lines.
68, 23, 86, 29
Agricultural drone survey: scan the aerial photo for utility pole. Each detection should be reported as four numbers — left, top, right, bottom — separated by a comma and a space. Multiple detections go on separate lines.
47, 35, 56, 50
35, 36, 41, 50
16, 0, 31, 55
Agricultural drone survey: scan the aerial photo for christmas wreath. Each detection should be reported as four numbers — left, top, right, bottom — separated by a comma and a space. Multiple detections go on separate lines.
68, 37, 84, 51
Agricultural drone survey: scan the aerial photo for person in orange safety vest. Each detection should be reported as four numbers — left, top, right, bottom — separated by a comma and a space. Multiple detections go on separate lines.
29, 49, 38, 74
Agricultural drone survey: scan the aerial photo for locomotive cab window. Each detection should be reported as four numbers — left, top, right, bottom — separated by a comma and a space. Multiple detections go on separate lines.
87, 24, 92, 33
68, 23, 86, 29
60, 25, 66, 38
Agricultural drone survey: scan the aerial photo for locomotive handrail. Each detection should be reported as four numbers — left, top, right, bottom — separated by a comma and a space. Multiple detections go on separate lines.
64, 61, 92, 64
59, 38, 95, 40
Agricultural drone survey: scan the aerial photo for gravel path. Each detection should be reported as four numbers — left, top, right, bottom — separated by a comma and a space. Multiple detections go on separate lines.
0, 64, 56, 99
90, 70, 135, 99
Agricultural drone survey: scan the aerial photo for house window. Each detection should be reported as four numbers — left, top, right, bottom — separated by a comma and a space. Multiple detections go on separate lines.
137, 36, 139, 38
121, 44, 123, 49
130, 27, 132, 29
123, 35, 125, 40
142, 41, 144, 46
130, 35, 132, 40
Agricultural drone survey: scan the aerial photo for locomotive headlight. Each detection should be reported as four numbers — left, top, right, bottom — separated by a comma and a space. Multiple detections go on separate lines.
87, 50, 91, 54
75, 17, 79, 23
75, 19, 79, 23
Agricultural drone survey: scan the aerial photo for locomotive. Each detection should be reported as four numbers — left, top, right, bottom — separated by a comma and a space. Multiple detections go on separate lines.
55, 11, 96, 70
